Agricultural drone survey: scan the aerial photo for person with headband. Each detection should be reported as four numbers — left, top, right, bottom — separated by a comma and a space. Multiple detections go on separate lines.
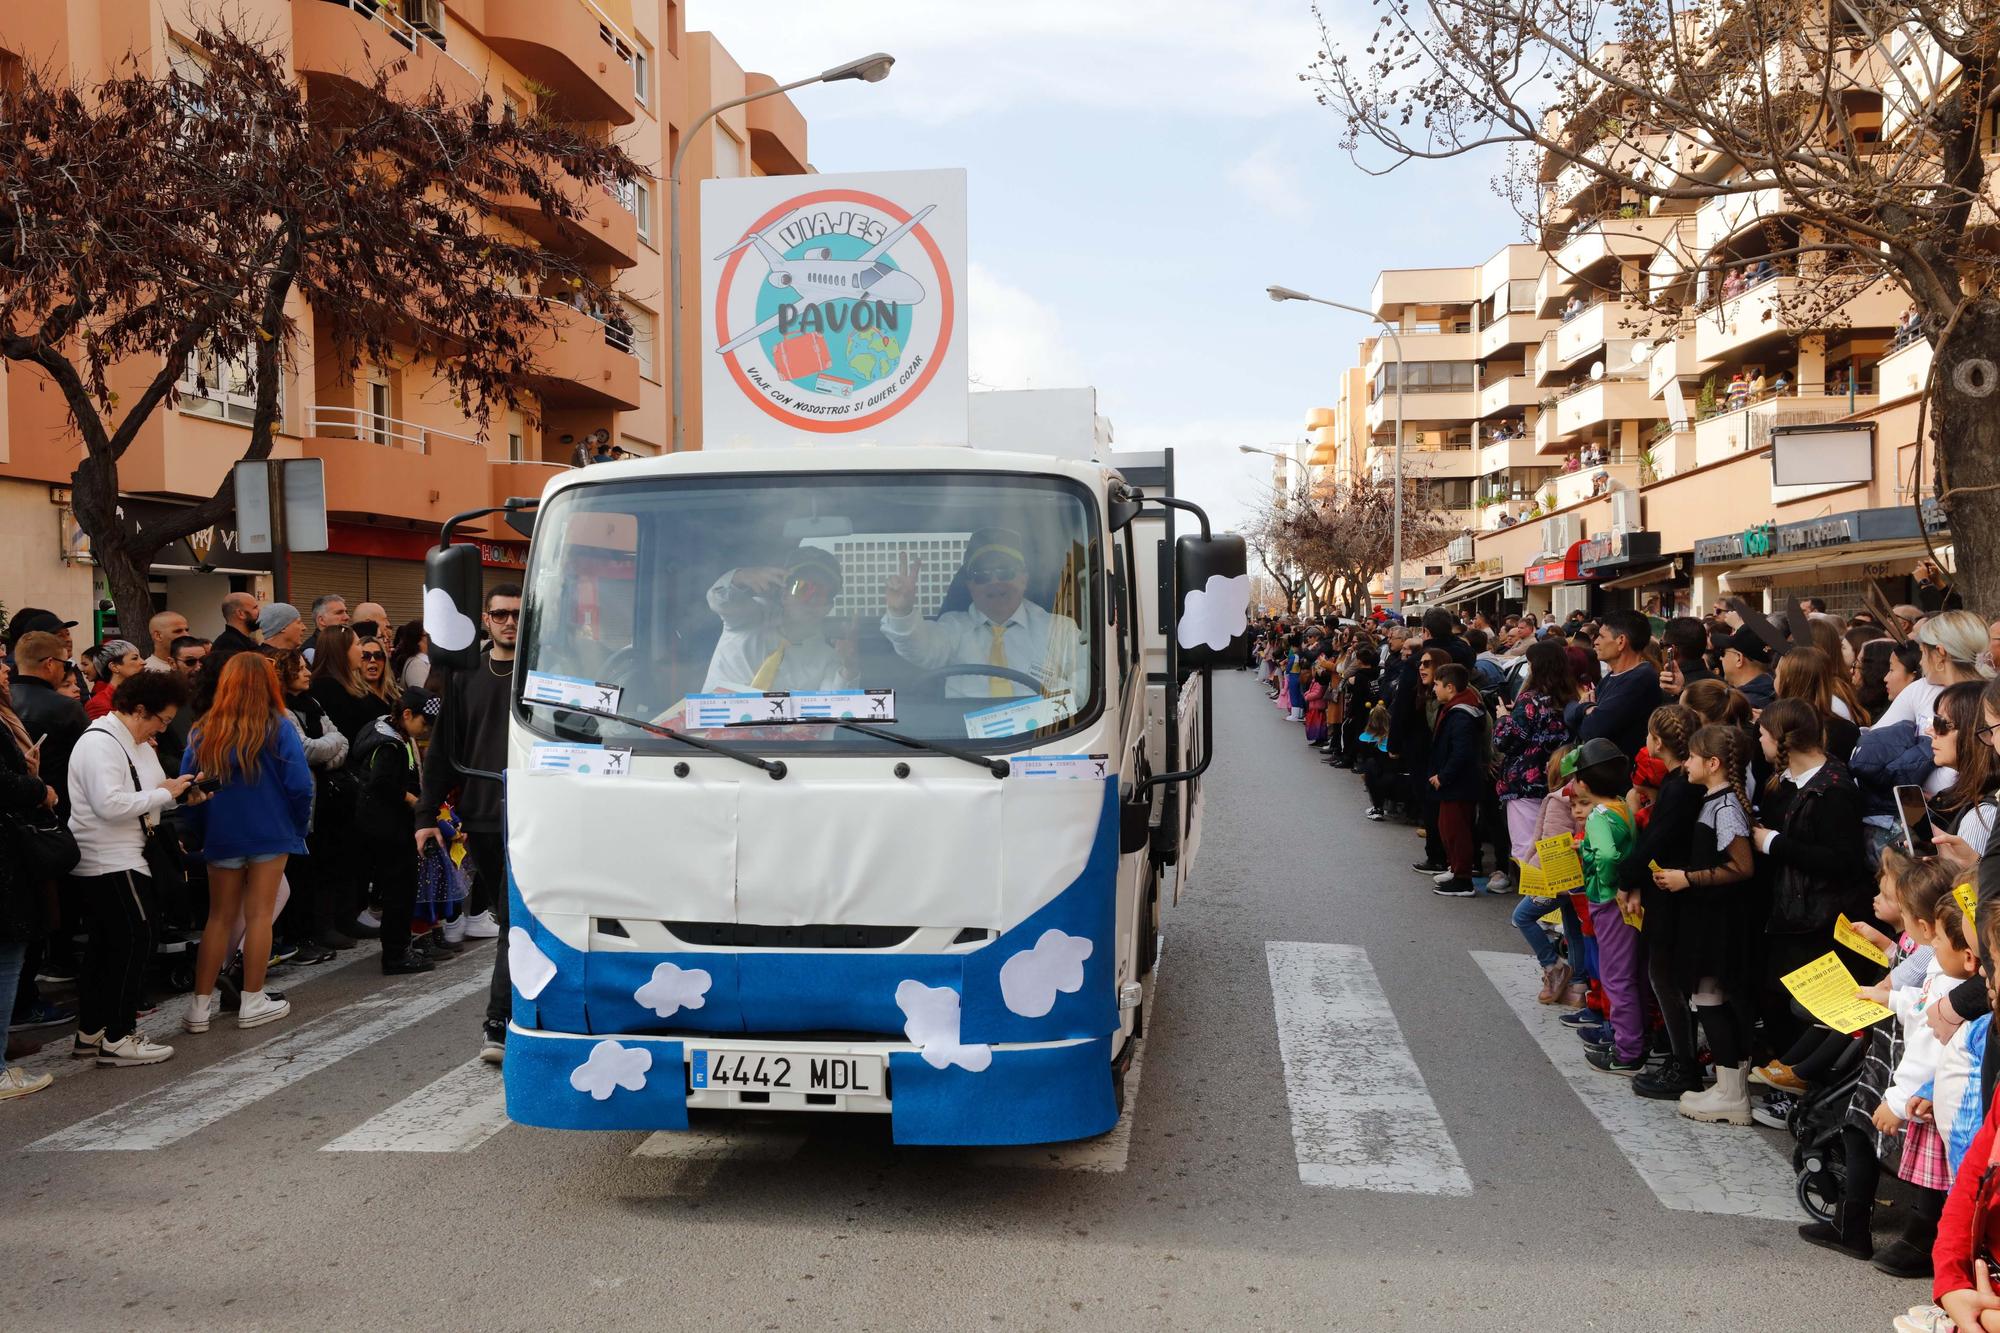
880, 526, 1086, 702
703, 546, 858, 694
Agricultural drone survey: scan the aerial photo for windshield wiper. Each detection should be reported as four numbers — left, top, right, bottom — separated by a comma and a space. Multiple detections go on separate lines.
835, 720, 1009, 779
527, 701, 787, 780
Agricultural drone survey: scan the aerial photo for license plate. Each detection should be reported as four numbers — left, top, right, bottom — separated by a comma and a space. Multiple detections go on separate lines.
689, 1049, 883, 1096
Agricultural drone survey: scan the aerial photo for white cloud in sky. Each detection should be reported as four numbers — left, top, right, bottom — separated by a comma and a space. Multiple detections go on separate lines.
968, 262, 1080, 391
1228, 144, 1310, 223
688, 0, 1333, 121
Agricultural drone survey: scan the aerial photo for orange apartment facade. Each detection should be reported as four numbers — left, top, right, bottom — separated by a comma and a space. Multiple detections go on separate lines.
0, 0, 812, 638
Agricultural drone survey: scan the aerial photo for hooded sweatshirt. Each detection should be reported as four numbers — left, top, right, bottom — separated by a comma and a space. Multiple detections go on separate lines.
1428, 687, 1491, 803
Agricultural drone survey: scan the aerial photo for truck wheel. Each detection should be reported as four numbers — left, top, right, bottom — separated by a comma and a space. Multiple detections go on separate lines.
1110, 1035, 1135, 1116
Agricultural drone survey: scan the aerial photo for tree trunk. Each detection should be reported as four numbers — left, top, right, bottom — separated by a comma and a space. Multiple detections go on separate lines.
1930, 300, 2000, 614
69, 451, 158, 644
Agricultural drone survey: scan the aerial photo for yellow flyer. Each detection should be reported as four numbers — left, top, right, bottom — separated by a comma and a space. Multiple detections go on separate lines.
1534, 834, 1585, 894
1621, 904, 1644, 929
1514, 857, 1547, 897
1832, 914, 1890, 968
1780, 952, 1893, 1035
1955, 883, 1978, 928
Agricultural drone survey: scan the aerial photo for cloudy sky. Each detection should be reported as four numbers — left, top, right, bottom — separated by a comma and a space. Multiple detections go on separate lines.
688, 0, 1503, 531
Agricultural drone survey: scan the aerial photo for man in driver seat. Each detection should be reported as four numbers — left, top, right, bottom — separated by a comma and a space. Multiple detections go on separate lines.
880, 527, 1085, 701
703, 546, 857, 694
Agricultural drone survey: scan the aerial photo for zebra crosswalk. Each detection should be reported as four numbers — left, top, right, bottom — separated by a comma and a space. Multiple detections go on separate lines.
7, 937, 1818, 1226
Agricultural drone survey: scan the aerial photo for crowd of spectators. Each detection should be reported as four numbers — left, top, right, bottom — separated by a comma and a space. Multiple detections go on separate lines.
1254, 587, 2000, 1332
0, 585, 517, 1094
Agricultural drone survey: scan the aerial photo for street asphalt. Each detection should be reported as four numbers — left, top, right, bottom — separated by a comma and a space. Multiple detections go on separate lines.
2, 671, 1917, 1331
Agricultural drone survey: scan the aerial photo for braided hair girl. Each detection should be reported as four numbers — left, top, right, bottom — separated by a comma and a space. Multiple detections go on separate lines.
1618, 703, 1709, 1099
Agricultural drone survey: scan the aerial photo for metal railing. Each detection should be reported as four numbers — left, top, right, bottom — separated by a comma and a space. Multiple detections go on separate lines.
320, 0, 482, 86
307, 405, 482, 454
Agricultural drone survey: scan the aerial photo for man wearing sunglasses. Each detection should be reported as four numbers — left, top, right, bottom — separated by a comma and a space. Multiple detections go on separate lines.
881, 526, 1085, 702
702, 546, 858, 694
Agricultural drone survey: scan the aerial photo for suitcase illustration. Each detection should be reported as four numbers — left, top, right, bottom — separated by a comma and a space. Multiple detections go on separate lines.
771, 331, 832, 381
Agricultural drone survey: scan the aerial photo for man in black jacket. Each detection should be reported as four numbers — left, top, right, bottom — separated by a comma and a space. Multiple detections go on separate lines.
417, 584, 518, 1065
195, 592, 262, 715
10, 631, 86, 822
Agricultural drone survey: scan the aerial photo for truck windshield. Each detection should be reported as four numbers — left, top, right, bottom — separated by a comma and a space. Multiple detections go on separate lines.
518, 471, 1100, 752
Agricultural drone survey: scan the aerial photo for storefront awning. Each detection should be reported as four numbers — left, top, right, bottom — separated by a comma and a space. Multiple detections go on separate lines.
1437, 578, 1504, 606
1600, 560, 1681, 591
1720, 539, 1953, 590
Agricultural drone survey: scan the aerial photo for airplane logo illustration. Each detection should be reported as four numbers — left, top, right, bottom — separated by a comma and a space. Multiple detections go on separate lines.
713, 204, 938, 357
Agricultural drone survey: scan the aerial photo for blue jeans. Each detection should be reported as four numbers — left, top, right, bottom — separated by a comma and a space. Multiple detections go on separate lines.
0, 940, 24, 1073
1512, 895, 1563, 968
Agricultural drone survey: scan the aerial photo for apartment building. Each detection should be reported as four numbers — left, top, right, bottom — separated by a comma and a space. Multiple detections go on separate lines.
1304, 363, 1369, 494
0, 0, 811, 637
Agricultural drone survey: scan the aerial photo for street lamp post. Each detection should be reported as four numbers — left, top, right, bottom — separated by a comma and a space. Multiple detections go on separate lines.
1238, 444, 1310, 612
668, 53, 894, 454
1266, 285, 1407, 613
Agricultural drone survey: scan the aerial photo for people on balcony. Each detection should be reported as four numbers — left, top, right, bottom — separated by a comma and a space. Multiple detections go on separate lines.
1725, 370, 1750, 411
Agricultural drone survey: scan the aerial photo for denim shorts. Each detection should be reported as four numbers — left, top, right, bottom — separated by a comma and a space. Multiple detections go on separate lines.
206, 853, 287, 870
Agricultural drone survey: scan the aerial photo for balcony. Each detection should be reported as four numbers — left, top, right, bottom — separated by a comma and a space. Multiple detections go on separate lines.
1694, 187, 1789, 254
302, 406, 490, 524
1554, 215, 1678, 290
485, 460, 572, 528
490, 169, 641, 270
1477, 432, 1542, 474
527, 300, 642, 409
1554, 301, 1619, 365
1477, 310, 1547, 358
744, 75, 808, 175
1552, 377, 1666, 444
1877, 334, 1934, 402
1477, 373, 1538, 418
293, 0, 485, 110
1370, 270, 1477, 314
484, 0, 638, 125
1367, 329, 1476, 372
1552, 461, 1640, 510
1647, 335, 1702, 400
1367, 390, 1479, 431
1691, 392, 1877, 469
1692, 274, 1904, 363
1307, 425, 1337, 466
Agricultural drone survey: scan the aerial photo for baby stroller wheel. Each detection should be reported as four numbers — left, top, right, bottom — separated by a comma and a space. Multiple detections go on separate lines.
1794, 1152, 1841, 1225
166, 962, 194, 993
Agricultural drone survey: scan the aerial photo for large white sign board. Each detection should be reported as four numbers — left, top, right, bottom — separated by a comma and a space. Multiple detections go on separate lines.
700, 168, 967, 448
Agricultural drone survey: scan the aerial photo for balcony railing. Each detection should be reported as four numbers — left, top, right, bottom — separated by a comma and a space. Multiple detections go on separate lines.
308, 405, 483, 455
317, 0, 481, 84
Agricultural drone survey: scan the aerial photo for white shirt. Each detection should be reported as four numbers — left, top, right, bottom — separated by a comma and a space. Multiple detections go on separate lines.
142, 656, 174, 673
881, 599, 1086, 700
66, 715, 176, 878
1875, 677, 1943, 736
401, 653, 431, 690
702, 570, 856, 695
1756, 761, 1826, 853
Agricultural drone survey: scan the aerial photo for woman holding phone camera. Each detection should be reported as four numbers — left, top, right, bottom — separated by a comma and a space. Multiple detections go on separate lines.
66, 669, 205, 1067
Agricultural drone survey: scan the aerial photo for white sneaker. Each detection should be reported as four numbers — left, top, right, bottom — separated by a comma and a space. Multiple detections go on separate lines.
97, 1034, 175, 1067
1364, 808, 1385, 821
72, 1028, 105, 1059
356, 909, 383, 931
0, 1066, 52, 1099
462, 910, 500, 940
1433, 869, 1458, 885
1484, 872, 1512, 893
183, 994, 214, 1034
237, 990, 291, 1029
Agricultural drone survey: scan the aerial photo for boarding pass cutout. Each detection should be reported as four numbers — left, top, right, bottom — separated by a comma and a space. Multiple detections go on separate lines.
521, 671, 623, 714
1011, 754, 1111, 781
685, 689, 894, 728
963, 692, 1075, 740
528, 743, 633, 777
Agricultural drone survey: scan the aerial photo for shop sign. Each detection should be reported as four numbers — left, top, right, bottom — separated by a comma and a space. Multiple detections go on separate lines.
1579, 530, 1662, 573
69, 496, 273, 572
1693, 521, 1774, 566
1525, 542, 1585, 585
1774, 516, 1858, 554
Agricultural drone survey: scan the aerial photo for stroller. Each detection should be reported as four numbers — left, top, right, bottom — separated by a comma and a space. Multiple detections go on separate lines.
1789, 1030, 1873, 1224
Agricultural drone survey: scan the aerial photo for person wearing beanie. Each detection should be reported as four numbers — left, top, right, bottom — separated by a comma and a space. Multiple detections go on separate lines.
257, 603, 307, 651
1720, 625, 1776, 710
353, 686, 440, 975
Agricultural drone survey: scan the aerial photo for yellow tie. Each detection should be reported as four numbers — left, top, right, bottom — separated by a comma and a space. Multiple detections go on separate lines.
750, 639, 790, 691
988, 623, 1009, 696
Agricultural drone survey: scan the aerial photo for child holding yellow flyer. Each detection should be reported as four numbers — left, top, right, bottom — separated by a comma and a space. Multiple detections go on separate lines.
1511, 745, 1580, 1005
1570, 740, 1642, 1076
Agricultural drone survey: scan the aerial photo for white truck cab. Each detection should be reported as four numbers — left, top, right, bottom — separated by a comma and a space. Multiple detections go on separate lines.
422, 430, 1246, 1145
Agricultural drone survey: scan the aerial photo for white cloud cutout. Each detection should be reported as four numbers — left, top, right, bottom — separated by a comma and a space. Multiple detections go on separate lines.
569, 1039, 652, 1101
969, 263, 1081, 392
1228, 143, 1310, 224
423, 586, 477, 653
634, 962, 712, 1019
508, 927, 557, 1001
894, 979, 992, 1073
998, 929, 1095, 1019
1178, 574, 1252, 651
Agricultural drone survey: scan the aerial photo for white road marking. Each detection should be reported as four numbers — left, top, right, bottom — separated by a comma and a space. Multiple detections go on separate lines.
1472, 950, 1801, 1220
28, 972, 489, 1152
16, 944, 380, 1080
320, 1056, 509, 1154
1265, 940, 1474, 1195
976, 1037, 1144, 1173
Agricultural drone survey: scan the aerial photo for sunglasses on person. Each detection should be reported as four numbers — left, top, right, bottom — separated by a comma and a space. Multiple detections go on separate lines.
966, 563, 1024, 585
787, 574, 834, 600
486, 608, 520, 622
1932, 715, 1956, 737
360, 650, 385, 662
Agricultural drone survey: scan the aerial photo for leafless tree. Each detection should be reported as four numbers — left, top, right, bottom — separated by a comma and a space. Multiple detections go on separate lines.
1310, 0, 2000, 606
1251, 476, 1460, 619
0, 25, 639, 633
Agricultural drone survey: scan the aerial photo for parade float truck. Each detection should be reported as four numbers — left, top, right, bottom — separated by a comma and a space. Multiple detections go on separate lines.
420, 393, 1246, 1145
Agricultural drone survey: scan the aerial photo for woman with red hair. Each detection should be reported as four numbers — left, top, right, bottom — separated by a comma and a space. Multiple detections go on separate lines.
179, 651, 313, 1032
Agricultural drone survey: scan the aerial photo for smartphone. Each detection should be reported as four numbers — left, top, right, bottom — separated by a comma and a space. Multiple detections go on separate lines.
1894, 784, 1937, 858
196, 777, 222, 795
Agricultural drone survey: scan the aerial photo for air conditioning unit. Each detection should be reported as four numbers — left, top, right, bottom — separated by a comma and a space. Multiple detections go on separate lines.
402, 0, 445, 40
1540, 513, 1581, 552
1610, 488, 1642, 533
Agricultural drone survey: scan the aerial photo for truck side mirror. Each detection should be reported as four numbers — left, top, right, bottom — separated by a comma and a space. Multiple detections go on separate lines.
1174, 533, 1250, 671
424, 543, 486, 671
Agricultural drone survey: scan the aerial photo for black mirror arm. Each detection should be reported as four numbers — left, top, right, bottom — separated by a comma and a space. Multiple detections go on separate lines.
1148, 493, 1211, 539
440, 497, 539, 548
